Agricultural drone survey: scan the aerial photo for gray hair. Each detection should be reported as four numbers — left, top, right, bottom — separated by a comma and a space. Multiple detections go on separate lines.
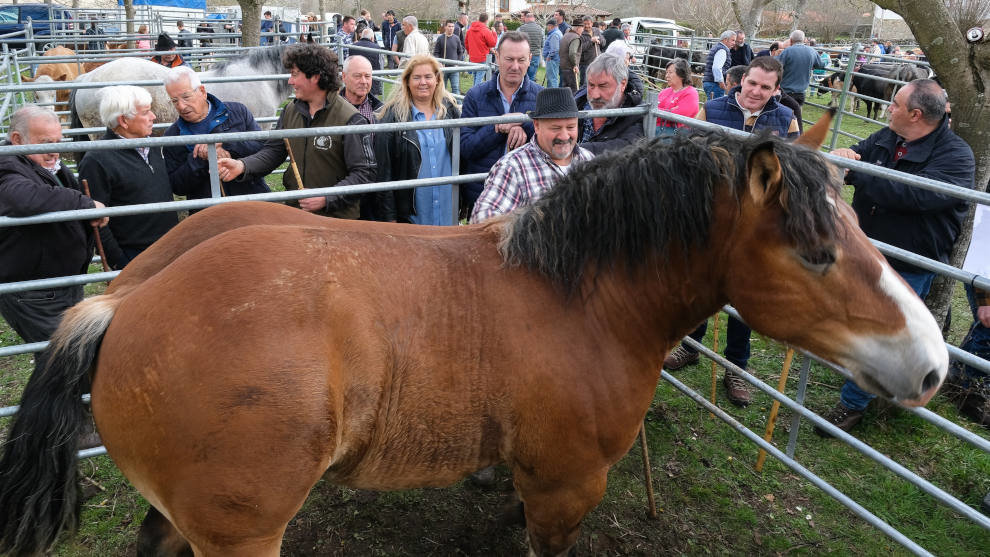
720, 30, 736, 41
98, 85, 152, 129
904, 79, 947, 123
163, 65, 201, 89
360, 27, 374, 40
10, 104, 59, 138
620, 23, 630, 31
402, 15, 417, 29
604, 40, 631, 61
586, 52, 628, 87
342, 54, 371, 73
790, 29, 805, 43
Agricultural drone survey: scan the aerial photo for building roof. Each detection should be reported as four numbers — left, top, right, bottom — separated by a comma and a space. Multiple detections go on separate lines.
525, 2, 612, 20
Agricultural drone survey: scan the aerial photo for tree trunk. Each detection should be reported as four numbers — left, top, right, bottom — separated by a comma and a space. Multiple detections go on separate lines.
873, 0, 990, 332
790, 0, 810, 32
239, 0, 263, 47
731, 0, 774, 38
124, 0, 134, 50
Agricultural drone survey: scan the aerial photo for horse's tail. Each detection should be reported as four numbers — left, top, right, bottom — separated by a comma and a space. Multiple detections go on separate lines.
68, 86, 85, 162
0, 294, 120, 556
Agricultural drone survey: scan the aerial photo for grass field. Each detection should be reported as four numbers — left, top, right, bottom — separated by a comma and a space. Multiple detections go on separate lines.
1, 71, 988, 555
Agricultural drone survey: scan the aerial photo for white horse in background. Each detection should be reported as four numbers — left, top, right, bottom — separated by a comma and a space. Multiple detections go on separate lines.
70, 46, 291, 138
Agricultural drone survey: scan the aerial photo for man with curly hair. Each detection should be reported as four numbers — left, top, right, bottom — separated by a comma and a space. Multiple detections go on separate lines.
217, 43, 376, 219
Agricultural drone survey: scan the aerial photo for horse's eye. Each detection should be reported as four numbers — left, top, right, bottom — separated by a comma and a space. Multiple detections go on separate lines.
798, 245, 836, 274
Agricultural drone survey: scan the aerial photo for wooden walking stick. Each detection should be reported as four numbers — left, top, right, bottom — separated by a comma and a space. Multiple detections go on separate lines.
81, 179, 110, 273
755, 348, 795, 472
639, 423, 658, 519
283, 138, 304, 190
710, 312, 721, 416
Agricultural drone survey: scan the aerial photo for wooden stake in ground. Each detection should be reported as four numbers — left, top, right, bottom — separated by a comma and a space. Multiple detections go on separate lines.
639, 423, 658, 519
283, 138, 304, 190
755, 348, 795, 472
710, 312, 721, 415
81, 179, 110, 273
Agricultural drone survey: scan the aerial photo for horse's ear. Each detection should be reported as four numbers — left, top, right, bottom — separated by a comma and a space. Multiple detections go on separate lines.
747, 142, 784, 207
793, 107, 836, 150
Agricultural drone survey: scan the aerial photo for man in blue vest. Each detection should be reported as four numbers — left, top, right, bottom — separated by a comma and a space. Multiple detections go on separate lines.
664, 56, 798, 406
703, 30, 736, 100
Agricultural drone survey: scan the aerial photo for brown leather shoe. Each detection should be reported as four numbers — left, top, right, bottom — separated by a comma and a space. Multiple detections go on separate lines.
664, 345, 699, 370
722, 370, 751, 407
958, 396, 990, 428
814, 402, 865, 438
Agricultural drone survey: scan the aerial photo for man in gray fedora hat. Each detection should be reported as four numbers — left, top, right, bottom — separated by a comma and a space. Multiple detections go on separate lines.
471, 87, 594, 223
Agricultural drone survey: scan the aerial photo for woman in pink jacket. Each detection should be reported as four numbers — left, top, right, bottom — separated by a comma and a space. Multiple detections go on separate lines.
655, 57, 699, 136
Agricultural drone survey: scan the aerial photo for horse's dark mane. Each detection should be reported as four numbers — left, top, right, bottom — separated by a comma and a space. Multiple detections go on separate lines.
210, 46, 293, 98
499, 131, 841, 293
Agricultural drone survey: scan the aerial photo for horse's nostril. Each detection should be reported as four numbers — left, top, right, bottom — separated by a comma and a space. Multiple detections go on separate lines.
922, 369, 941, 393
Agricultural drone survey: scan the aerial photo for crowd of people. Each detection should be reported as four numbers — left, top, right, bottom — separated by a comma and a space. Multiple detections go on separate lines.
1, 12, 987, 457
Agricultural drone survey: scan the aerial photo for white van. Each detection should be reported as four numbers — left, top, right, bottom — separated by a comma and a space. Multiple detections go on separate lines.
620, 17, 692, 63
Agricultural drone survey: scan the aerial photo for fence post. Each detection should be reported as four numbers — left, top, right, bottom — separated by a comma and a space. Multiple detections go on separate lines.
451, 127, 461, 226
828, 42, 859, 151
644, 90, 658, 139
207, 143, 222, 198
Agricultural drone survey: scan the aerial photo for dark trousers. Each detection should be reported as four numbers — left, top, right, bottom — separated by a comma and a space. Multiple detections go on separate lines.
560, 66, 578, 93
0, 285, 83, 344
682, 314, 752, 370
788, 91, 806, 133
579, 64, 589, 87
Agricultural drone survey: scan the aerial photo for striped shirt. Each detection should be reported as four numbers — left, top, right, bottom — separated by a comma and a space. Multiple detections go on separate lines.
470, 137, 593, 223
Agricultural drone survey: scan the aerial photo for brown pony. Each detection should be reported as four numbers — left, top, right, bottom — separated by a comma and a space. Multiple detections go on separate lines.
0, 119, 947, 556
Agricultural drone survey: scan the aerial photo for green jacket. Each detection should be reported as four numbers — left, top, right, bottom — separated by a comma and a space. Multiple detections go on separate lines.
240, 90, 376, 219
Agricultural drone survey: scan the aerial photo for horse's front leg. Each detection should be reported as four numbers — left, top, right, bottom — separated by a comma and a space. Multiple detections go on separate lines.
514, 467, 608, 556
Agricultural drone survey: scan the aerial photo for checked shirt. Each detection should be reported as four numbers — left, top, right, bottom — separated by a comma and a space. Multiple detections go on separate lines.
470, 138, 593, 223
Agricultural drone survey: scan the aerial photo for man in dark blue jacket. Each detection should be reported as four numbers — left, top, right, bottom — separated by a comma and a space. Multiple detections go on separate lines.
163, 66, 269, 200
460, 31, 543, 215
664, 56, 797, 406
816, 79, 975, 436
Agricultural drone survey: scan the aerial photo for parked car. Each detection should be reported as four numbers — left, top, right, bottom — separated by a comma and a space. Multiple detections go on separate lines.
0, 3, 72, 52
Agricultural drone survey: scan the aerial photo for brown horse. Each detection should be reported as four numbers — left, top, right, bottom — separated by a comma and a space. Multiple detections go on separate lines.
0, 121, 947, 556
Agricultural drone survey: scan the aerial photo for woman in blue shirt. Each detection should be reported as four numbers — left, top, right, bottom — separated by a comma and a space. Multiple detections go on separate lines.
375, 54, 461, 225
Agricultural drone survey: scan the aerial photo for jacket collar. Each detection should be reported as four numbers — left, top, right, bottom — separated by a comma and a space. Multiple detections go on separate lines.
175, 93, 229, 136
724, 85, 782, 114
878, 116, 950, 163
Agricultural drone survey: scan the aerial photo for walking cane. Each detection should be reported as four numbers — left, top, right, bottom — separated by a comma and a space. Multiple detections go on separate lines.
639, 423, 658, 518
755, 348, 795, 472
81, 179, 110, 273
283, 138, 304, 190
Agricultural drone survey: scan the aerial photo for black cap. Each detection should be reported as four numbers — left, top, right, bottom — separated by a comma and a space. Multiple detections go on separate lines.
528, 88, 580, 119
155, 32, 176, 51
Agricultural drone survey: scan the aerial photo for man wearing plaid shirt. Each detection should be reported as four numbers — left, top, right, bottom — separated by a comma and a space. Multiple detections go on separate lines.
471, 88, 593, 223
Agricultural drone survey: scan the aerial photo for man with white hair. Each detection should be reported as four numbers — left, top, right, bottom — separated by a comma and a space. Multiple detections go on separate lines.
0, 105, 107, 346
352, 27, 384, 96
401, 15, 429, 61
78, 86, 178, 269
702, 30, 737, 100
162, 66, 268, 201
776, 29, 826, 130
573, 52, 644, 154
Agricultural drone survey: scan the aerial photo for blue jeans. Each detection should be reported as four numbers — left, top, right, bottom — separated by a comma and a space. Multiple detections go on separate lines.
527, 56, 540, 81
949, 284, 990, 391
703, 81, 724, 101
471, 68, 488, 88
545, 58, 559, 87
840, 270, 935, 410
683, 315, 752, 370
443, 70, 460, 95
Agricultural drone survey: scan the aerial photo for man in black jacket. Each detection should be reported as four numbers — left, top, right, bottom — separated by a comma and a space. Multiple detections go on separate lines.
78, 86, 179, 270
573, 52, 644, 154
0, 105, 107, 344
818, 79, 976, 436
433, 20, 465, 95
352, 27, 385, 96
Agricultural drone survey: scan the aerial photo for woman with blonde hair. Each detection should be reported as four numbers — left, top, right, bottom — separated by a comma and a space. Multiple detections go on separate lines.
374, 54, 460, 224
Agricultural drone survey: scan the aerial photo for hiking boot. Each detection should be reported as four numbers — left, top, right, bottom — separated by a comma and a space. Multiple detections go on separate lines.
813, 402, 865, 438
957, 395, 990, 428
77, 422, 103, 450
468, 466, 496, 489
722, 370, 752, 407
664, 345, 699, 370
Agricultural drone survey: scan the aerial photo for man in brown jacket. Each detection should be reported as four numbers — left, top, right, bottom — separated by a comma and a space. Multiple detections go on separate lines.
558, 21, 582, 92
218, 43, 375, 219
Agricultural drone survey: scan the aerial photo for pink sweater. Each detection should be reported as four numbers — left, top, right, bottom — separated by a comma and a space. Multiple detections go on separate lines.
656, 86, 700, 127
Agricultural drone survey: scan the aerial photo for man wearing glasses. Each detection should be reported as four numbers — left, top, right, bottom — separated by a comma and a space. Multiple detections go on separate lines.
162, 66, 269, 199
